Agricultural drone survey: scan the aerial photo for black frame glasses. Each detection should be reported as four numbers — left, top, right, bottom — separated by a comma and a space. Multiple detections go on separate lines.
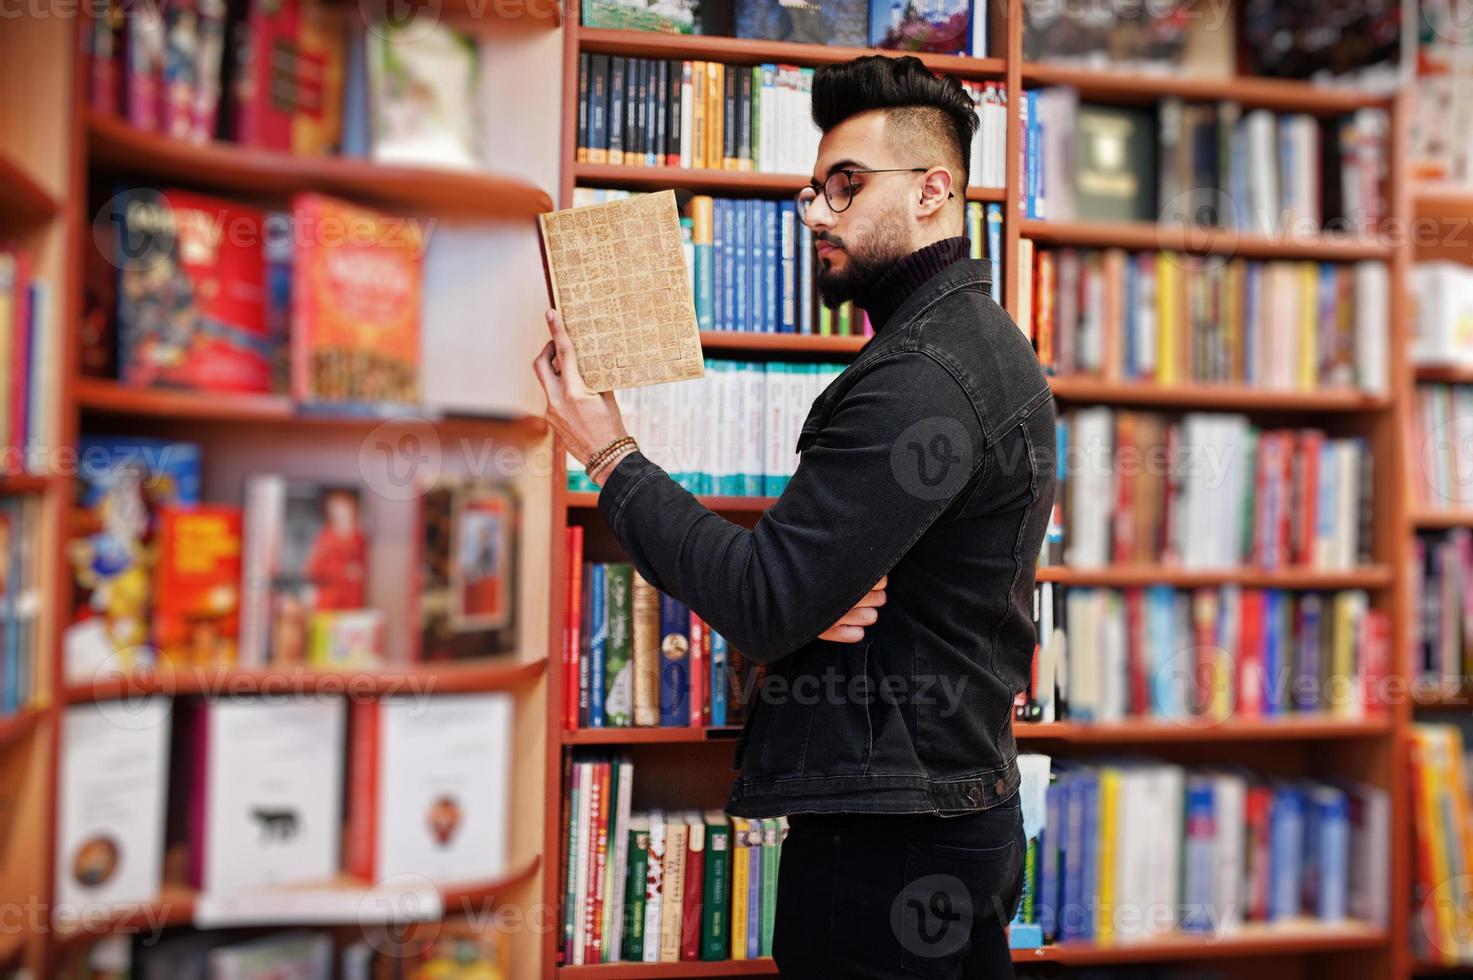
796, 167, 953, 216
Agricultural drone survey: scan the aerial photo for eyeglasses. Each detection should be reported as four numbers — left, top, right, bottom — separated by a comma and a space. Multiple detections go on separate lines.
796, 167, 954, 216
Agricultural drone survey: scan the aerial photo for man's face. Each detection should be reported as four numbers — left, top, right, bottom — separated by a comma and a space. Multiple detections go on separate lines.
802, 110, 918, 308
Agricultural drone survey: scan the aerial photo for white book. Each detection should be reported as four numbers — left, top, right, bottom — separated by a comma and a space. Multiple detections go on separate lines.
660, 814, 688, 961
764, 364, 787, 492
1354, 261, 1389, 393
1244, 110, 1280, 237
742, 362, 765, 493
642, 809, 666, 963
1065, 407, 1112, 568
364, 694, 512, 884
194, 697, 344, 893
759, 67, 776, 174
239, 474, 286, 667
56, 701, 172, 911
1342, 778, 1389, 925
709, 362, 730, 495
605, 758, 635, 961
571, 762, 592, 965
1211, 771, 1246, 935
679, 62, 693, 170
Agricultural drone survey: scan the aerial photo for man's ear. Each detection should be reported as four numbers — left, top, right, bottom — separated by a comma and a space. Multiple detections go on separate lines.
916, 166, 954, 218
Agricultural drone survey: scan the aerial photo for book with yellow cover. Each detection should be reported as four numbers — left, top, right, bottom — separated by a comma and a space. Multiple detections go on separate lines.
538, 190, 704, 393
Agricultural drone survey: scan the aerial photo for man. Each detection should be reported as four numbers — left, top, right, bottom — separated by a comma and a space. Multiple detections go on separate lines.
534, 55, 1056, 979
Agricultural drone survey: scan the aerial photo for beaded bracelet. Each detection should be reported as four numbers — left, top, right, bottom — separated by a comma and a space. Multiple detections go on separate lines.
585, 436, 637, 479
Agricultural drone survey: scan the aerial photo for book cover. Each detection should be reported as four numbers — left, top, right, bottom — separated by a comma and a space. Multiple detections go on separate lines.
205, 932, 333, 979
418, 480, 519, 662
581, 0, 697, 33
658, 592, 690, 726
56, 701, 172, 910
113, 188, 275, 393
291, 193, 423, 407
188, 697, 345, 893
735, 0, 867, 46
367, 23, 481, 169
153, 504, 242, 667
538, 190, 704, 393
1074, 105, 1157, 223
868, 0, 970, 54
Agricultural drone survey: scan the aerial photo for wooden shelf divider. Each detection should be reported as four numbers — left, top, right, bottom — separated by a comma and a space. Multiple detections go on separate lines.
0, 153, 59, 224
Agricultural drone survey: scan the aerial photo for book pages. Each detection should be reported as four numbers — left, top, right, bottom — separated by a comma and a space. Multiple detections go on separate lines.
539, 190, 704, 392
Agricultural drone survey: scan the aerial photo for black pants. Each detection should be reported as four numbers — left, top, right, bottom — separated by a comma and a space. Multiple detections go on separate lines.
772, 792, 1025, 979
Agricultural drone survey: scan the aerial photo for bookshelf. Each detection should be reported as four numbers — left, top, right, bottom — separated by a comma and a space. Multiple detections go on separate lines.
545, 2, 1418, 979
0, 11, 563, 979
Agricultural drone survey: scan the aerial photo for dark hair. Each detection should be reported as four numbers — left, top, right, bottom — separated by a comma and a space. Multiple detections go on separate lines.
811, 55, 978, 190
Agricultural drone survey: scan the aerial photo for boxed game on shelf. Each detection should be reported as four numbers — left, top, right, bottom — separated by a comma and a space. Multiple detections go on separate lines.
416, 479, 519, 662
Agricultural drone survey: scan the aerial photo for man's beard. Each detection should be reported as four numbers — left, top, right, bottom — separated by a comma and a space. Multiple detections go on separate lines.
815, 209, 912, 308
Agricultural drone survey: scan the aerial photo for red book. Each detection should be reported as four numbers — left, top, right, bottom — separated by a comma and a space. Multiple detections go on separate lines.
153, 504, 243, 667
114, 189, 273, 393
1125, 588, 1147, 716
1359, 608, 1389, 714
565, 526, 584, 731
680, 817, 705, 960
688, 612, 706, 729
344, 699, 381, 880
9, 251, 31, 455
585, 761, 611, 964
1112, 412, 1134, 563
1296, 429, 1323, 566
1245, 784, 1273, 920
1237, 589, 1264, 718
291, 193, 423, 407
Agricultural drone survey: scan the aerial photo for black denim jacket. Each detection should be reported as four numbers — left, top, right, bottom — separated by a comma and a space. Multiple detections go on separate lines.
597, 258, 1057, 818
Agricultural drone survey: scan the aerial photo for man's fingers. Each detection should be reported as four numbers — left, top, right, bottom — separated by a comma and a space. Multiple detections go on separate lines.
819, 624, 866, 643
834, 606, 880, 628
851, 587, 887, 609
532, 340, 564, 397
545, 309, 584, 391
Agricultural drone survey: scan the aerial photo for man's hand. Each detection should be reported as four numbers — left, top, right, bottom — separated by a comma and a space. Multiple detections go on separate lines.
533, 309, 630, 474
818, 575, 887, 643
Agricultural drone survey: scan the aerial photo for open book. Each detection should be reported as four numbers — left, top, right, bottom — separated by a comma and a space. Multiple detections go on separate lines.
537, 189, 704, 392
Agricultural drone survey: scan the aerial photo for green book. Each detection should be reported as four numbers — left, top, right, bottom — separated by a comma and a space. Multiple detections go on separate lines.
760, 817, 780, 957
750, 66, 763, 171
818, 300, 832, 336
837, 301, 851, 336
701, 811, 732, 961
604, 564, 634, 726
624, 816, 650, 962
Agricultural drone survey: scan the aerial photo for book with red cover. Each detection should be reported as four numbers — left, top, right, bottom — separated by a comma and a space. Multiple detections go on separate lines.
565, 526, 584, 731
153, 505, 242, 667
291, 193, 422, 407
113, 188, 274, 393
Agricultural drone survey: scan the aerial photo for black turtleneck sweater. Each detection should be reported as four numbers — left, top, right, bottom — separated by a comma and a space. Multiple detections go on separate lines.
854, 235, 971, 332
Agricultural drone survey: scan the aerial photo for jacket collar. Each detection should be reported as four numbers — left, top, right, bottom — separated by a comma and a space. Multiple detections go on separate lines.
861, 256, 994, 343
854, 236, 971, 332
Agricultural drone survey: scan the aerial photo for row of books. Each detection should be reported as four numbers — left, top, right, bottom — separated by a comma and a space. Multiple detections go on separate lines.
0, 250, 56, 471
57, 695, 512, 909
566, 358, 845, 496
562, 534, 754, 731
1028, 584, 1389, 725
1036, 761, 1388, 944
0, 495, 42, 718
1410, 724, 1473, 965
1021, 90, 1389, 237
90, 188, 422, 406
1413, 529, 1473, 685
586, 0, 991, 56
560, 753, 786, 966
87, 2, 485, 170
67, 436, 517, 680
1019, 247, 1389, 395
1057, 409, 1373, 571
1412, 384, 1473, 510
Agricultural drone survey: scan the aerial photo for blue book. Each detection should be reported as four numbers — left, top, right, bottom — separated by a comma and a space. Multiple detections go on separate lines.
588, 564, 607, 727
798, 219, 814, 334
1268, 784, 1305, 920
1077, 769, 1098, 942
746, 821, 763, 957
747, 200, 762, 334
1025, 91, 1039, 218
1060, 769, 1085, 942
1147, 586, 1180, 719
709, 629, 729, 726
694, 208, 714, 331
1295, 595, 1323, 711
1313, 786, 1350, 920
715, 197, 733, 328
783, 200, 795, 334
1263, 590, 1284, 715
1123, 257, 1138, 378
734, 200, 749, 332
1181, 777, 1216, 932
985, 204, 1003, 304
658, 592, 690, 726
1243, 261, 1261, 384
579, 564, 593, 726
763, 201, 779, 332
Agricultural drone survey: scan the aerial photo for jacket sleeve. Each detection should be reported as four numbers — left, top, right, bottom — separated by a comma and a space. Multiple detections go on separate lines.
596, 351, 987, 665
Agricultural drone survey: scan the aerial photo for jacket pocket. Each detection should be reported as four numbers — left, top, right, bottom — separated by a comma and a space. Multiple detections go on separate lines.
896, 836, 1021, 979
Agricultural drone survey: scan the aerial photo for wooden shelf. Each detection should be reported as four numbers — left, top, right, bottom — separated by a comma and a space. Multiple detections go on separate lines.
75, 378, 546, 438
346, 0, 562, 26
575, 162, 1005, 202
0, 706, 44, 750
1048, 376, 1388, 412
563, 725, 742, 745
1414, 363, 1473, 384
87, 113, 553, 218
0, 932, 24, 971
68, 658, 547, 704
0, 472, 54, 494
1035, 565, 1394, 589
1020, 63, 1391, 114
1410, 508, 1473, 529
53, 857, 541, 946
1019, 219, 1391, 259
0, 154, 58, 224
1414, 182, 1473, 221
1017, 715, 1390, 744
1412, 958, 1473, 975
1012, 920, 1386, 966
577, 28, 1005, 79
556, 922, 1385, 974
